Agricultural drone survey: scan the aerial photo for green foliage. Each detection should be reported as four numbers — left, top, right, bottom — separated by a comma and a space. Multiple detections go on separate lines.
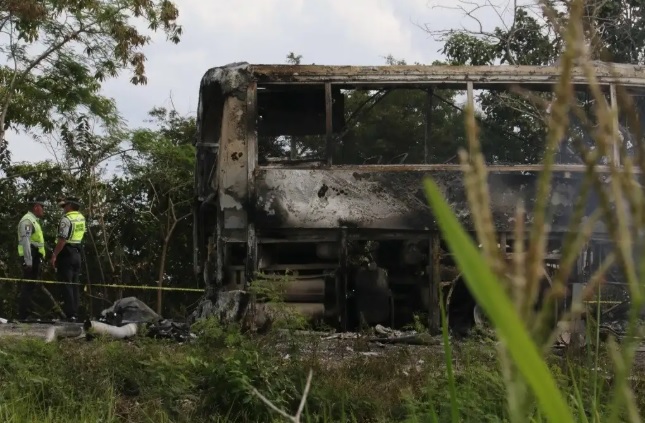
249, 273, 310, 331
0, 331, 449, 422
334, 56, 468, 165
404, 344, 508, 422
260, 54, 467, 165
286, 52, 302, 65
583, 0, 645, 63
5, 4, 645, 421
338, 85, 466, 165
424, 178, 575, 423
0, 160, 77, 317
0, 59, 118, 134
440, 8, 560, 164
0, 337, 199, 422
189, 318, 305, 420
0, 332, 638, 423
437, 0, 645, 165
415, 3, 645, 422
116, 107, 196, 312
0, 0, 182, 167
442, 9, 561, 67
0, 106, 197, 318
442, 32, 499, 66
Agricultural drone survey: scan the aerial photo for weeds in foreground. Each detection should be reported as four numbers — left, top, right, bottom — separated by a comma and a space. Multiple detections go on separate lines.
415, 0, 645, 421
1, 329, 638, 423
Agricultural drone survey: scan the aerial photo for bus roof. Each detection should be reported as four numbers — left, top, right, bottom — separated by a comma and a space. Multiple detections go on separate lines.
199, 61, 645, 90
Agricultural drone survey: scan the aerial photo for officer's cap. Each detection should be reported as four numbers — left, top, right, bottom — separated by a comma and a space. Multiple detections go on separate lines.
31, 196, 47, 207
59, 196, 81, 208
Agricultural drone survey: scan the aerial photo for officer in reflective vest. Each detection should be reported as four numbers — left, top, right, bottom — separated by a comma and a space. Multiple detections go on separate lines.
17, 196, 47, 320
50, 196, 86, 321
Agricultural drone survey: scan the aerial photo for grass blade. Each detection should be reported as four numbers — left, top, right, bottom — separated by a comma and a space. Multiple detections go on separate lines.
423, 178, 575, 423
439, 288, 459, 422
569, 365, 591, 423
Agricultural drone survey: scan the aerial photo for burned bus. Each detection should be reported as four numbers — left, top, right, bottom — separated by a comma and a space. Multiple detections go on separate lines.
193, 62, 644, 332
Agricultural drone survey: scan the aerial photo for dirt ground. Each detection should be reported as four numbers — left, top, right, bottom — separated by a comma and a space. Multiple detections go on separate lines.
4, 321, 645, 375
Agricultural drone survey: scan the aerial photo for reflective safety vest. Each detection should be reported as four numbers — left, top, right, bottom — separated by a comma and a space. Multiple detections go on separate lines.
64, 211, 86, 245
17, 212, 46, 258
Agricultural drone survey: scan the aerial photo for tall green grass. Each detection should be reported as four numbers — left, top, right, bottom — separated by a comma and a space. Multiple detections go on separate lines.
417, 0, 645, 422
425, 178, 574, 423
0, 332, 633, 423
0, 317, 642, 422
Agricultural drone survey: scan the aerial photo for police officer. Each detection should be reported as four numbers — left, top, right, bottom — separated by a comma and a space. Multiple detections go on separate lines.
50, 196, 86, 321
17, 196, 47, 320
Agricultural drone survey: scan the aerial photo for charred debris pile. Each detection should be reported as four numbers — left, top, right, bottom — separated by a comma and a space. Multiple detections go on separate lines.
0, 297, 194, 344
0, 287, 642, 348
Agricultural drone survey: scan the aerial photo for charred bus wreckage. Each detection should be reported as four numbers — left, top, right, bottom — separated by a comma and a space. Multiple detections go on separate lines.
192, 62, 644, 334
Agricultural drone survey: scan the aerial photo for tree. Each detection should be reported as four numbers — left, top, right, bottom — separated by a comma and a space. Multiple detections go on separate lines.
54, 115, 128, 307
119, 107, 195, 314
583, 0, 645, 63
431, 3, 562, 67
423, 2, 573, 163
0, 0, 182, 169
0, 105, 196, 318
428, 0, 645, 65
286, 52, 302, 65
425, 0, 645, 163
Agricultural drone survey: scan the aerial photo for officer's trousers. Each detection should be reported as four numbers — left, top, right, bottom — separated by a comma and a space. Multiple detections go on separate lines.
18, 247, 42, 320
57, 245, 82, 318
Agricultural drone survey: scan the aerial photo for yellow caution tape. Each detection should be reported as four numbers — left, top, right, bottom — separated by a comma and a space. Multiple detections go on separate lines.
0, 276, 204, 293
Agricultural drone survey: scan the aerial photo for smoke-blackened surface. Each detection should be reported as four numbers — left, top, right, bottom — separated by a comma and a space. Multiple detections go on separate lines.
254, 169, 597, 233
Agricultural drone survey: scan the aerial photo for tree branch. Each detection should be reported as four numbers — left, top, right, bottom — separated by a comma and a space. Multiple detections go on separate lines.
0, 13, 12, 35
40, 285, 67, 319
0, 16, 20, 141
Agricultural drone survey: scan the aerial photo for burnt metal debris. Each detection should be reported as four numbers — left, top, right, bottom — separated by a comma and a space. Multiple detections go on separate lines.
0, 297, 195, 343
96, 297, 193, 342
99, 296, 161, 325
193, 61, 643, 334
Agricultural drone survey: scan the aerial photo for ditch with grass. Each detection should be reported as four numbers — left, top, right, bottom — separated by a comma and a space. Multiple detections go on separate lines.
0, 318, 643, 423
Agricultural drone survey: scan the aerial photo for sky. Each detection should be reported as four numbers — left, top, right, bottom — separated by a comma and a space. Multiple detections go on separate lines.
7, 0, 516, 164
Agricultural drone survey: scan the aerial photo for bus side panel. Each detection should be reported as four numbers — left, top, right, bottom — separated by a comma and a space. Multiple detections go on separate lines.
254, 169, 599, 233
